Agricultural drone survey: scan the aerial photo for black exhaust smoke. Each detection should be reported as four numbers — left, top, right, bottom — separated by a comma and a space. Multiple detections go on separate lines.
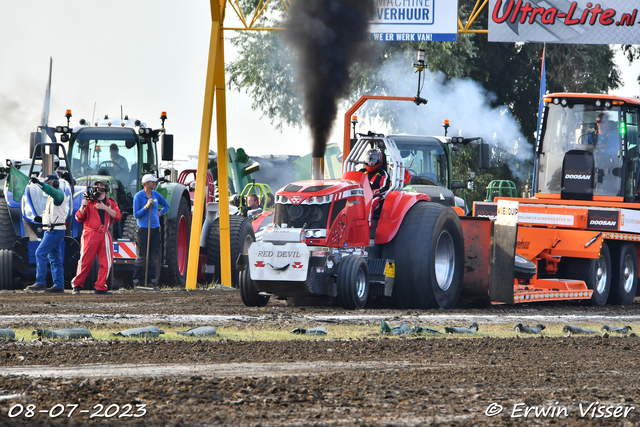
283, 0, 374, 160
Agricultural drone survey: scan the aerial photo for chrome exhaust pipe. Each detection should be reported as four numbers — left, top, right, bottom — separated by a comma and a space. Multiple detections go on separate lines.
311, 157, 324, 180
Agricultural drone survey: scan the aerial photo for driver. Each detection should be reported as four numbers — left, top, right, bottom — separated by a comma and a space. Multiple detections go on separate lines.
361, 149, 390, 224
594, 113, 619, 157
109, 144, 129, 183
594, 112, 621, 194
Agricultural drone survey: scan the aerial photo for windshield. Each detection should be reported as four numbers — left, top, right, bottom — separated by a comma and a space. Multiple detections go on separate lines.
69, 127, 139, 192
538, 104, 623, 197
390, 136, 449, 188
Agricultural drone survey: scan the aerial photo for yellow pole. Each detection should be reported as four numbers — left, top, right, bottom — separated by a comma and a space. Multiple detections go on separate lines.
215, 12, 233, 288
185, 0, 224, 290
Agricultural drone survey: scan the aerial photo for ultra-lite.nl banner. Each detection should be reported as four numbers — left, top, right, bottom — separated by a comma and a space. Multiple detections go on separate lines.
489, 0, 640, 44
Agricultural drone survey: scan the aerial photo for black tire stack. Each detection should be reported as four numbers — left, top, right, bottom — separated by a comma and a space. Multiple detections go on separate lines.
206, 216, 255, 288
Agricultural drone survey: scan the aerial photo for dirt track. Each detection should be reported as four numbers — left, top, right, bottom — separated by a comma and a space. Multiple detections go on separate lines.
1, 289, 640, 426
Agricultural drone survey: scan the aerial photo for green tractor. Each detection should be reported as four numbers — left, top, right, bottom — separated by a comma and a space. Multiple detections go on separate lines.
11, 110, 192, 289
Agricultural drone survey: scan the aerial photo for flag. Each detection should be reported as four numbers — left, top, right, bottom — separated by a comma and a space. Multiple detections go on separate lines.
536, 44, 546, 147
8, 165, 30, 203
533, 44, 546, 194
39, 57, 53, 147
41, 57, 52, 128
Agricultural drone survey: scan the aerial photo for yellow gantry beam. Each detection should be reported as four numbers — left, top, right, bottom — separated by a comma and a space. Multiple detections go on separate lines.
186, 0, 231, 290
458, 0, 489, 34
186, 0, 489, 291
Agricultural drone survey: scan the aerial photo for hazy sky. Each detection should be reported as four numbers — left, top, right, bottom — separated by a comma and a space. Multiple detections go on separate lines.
1, 1, 638, 164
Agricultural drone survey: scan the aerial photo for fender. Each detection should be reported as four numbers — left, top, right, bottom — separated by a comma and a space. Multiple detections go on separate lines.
156, 182, 189, 221
375, 192, 430, 245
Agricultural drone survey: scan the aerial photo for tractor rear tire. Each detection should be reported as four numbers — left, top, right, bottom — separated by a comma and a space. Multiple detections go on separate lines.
239, 269, 269, 307
0, 198, 18, 250
609, 243, 637, 305
206, 216, 255, 288
163, 197, 191, 287
0, 249, 14, 290
382, 202, 464, 309
336, 255, 369, 309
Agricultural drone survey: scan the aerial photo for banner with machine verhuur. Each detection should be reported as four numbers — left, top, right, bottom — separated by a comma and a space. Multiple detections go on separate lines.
370, 0, 458, 42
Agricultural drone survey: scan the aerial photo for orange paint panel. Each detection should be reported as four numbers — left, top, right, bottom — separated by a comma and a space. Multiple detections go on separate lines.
535, 193, 561, 199
593, 196, 624, 202
516, 228, 602, 260
499, 196, 640, 210
545, 92, 640, 105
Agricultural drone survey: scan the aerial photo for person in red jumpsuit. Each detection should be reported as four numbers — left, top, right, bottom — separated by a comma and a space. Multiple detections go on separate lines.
363, 149, 390, 225
71, 180, 121, 295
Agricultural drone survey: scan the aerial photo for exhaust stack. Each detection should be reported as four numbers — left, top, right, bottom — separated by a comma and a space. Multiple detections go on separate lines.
312, 157, 324, 180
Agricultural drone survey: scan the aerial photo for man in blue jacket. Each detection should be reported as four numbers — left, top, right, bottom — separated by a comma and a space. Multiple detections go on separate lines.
25, 175, 68, 293
132, 174, 170, 289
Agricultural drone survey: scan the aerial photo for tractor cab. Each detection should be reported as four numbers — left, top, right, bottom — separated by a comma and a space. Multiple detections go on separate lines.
535, 94, 640, 202
343, 133, 407, 196
66, 117, 157, 211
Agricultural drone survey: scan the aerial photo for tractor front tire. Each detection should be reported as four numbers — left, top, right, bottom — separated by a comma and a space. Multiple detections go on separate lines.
239, 269, 269, 307
163, 197, 191, 287
0, 198, 18, 250
206, 216, 255, 288
382, 202, 464, 309
336, 255, 369, 310
514, 254, 537, 280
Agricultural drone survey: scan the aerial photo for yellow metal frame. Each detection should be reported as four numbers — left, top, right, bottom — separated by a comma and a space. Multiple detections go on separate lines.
458, 0, 488, 34
186, 0, 489, 290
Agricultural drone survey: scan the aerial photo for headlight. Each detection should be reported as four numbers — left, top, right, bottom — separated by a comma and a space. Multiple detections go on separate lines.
22, 197, 35, 220
313, 230, 322, 238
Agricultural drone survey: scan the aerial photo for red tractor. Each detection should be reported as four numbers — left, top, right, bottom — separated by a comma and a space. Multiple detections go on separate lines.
237, 133, 472, 309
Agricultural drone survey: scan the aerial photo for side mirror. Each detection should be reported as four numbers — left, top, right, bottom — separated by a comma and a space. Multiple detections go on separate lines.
161, 134, 174, 161
478, 142, 490, 169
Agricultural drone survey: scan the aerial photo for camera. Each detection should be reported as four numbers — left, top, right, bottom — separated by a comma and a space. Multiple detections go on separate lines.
84, 187, 100, 201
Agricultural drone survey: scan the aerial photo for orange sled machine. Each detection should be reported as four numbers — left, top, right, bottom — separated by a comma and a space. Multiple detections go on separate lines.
475, 93, 640, 305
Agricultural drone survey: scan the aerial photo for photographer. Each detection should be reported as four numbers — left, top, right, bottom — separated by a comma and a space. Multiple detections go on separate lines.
71, 180, 121, 295
25, 175, 68, 293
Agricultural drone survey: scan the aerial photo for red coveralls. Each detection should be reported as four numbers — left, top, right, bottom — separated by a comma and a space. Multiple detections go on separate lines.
72, 198, 121, 291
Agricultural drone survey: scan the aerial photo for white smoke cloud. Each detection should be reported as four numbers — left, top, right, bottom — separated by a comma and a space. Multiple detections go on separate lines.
364, 57, 534, 178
